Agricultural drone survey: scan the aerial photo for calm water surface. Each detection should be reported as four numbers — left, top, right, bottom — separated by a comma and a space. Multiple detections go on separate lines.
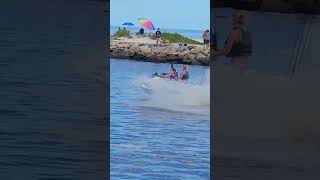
213, 8, 320, 179
0, 1, 107, 179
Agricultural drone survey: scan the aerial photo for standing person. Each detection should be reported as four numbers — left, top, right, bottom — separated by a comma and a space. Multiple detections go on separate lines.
202, 30, 210, 49
202, 30, 207, 47
212, 10, 252, 74
155, 28, 162, 45
204, 29, 210, 49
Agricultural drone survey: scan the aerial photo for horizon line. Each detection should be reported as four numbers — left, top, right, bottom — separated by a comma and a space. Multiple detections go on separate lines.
110, 25, 209, 32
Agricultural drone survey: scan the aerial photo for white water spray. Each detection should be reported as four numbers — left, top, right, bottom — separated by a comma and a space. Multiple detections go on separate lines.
134, 70, 210, 115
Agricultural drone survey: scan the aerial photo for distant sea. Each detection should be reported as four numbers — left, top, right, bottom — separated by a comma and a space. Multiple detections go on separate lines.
110, 59, 210, 179
0, 0, 106, 179
110, 25, 203, 40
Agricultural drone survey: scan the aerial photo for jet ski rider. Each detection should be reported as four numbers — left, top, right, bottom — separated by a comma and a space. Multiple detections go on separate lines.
168, 64, 178, 80
180, 64, 189, 80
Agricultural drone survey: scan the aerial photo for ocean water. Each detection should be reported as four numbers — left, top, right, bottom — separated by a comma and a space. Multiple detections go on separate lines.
212, 8, 320, 179
214, 8, 320, 79
0, 1, 107, 179
110, 59, 210, 179
110, 26, 204, 40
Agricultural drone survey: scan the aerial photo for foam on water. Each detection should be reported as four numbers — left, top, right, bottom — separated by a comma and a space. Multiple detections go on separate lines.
111, 59, 210, 179
134, 70, 210, 115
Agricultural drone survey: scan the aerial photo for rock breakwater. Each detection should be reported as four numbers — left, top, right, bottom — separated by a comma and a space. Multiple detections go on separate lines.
110, 39, 210, 65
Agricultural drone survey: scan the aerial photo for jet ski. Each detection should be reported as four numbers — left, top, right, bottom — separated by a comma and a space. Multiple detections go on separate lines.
151, 72, 179, 80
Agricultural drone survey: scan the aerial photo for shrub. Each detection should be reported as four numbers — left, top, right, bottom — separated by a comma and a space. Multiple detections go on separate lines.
112, 28, 131, 38
154, 32, 202, 45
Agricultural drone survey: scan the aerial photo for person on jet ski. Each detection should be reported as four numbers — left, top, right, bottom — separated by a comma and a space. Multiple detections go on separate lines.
153, 64, 178, 79
168, 64, 177, 79
180, 64, 189, 80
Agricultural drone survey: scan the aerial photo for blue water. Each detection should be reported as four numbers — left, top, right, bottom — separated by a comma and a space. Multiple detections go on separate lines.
212, 8, 320, 179
110, 59, 210, 179
0, 1, 107, 179
110, 26, 203, 39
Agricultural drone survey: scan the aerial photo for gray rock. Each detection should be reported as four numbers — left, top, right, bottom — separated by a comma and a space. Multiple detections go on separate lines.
151, 46, 162, 52
188, 45, 197, 50
196, 53, 207, 62
192, 59, 202, 65
189, 54, 196, 60
182, 58, 192, 64
190, 47, 204, 54
155, 52, 167, 60
178, 51, 189, 59
167, 52, 180, 60
110, 39, 209, 66
111, 49, 130, 58
183, 54, 196, 63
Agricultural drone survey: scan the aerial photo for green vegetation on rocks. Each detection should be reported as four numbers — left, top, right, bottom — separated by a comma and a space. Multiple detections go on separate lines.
112, 28, 131, 38
152, 32, 202, 45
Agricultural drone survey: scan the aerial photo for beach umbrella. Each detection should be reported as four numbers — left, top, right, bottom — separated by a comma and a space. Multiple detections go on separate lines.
138, 18, 155, 30
122, 22, 134, 26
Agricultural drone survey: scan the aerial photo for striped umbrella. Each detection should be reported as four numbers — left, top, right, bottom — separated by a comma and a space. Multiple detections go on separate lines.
138, 18, 155, 30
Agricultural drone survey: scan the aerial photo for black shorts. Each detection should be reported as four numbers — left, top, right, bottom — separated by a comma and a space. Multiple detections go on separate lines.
204, 39, 210, 44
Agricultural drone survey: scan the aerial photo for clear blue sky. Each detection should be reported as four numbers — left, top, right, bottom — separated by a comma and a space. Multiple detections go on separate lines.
110, 0, 210, 31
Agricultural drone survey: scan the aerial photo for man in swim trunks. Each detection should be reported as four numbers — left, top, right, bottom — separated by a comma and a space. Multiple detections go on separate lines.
212, 10, 252, 74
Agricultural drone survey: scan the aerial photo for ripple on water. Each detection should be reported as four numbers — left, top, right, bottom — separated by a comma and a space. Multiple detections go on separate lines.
111, 59, 210, 179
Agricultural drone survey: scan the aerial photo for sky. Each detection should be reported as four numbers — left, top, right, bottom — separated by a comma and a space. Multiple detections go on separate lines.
110, 0, 210, 31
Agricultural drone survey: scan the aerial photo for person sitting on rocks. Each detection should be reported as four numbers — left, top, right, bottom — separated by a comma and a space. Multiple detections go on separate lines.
178, 42, 188, 47
136, 28, 144, 37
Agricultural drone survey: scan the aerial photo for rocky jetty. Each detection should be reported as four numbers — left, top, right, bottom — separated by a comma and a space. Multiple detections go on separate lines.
110, 39, 210, 66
